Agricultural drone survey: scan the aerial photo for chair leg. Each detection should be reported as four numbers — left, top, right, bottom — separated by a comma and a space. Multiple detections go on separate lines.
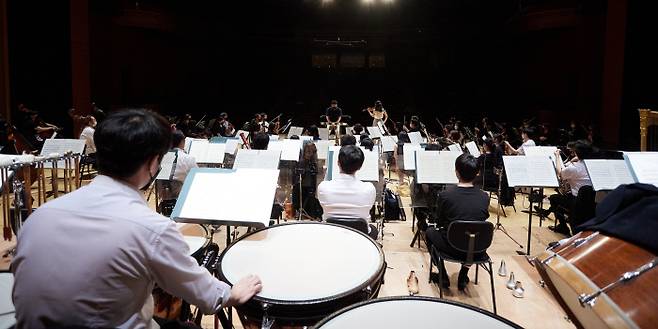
438, 259, 444, 299
488, 261, 497, 314
475, 264, 479, 285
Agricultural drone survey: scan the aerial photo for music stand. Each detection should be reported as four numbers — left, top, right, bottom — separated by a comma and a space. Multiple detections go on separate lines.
503, 156, 559, 256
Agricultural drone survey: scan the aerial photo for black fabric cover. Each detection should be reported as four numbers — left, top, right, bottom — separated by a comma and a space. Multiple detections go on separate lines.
577, 183, 658, 254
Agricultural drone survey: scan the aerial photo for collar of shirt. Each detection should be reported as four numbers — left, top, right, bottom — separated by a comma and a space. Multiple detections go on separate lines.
91, 175, 147, 204
335, 172, 357, 181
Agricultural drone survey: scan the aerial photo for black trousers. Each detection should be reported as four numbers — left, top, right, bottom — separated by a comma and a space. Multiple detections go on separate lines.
547, 193, 576, 227
425, 227, 483, 273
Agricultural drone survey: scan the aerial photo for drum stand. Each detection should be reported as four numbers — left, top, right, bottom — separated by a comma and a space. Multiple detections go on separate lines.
494, 168, 523, 249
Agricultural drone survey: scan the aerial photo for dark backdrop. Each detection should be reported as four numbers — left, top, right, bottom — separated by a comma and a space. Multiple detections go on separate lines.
5, 0, 657, 149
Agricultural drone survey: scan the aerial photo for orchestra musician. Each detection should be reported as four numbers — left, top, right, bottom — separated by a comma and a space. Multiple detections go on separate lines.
11, 109, 262, 328
365, 100, 388, 128
536, 140, 594, 235
504, 127, 536, 155
78, 115, 97, 156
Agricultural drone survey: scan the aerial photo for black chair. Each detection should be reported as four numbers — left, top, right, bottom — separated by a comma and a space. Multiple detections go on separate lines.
326, 217, 378, 241
427, 220, 497, 314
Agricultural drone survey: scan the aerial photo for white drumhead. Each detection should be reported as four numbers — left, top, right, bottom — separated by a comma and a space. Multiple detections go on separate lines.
0, 273, 16, 329
317, 299, 517, 329
177, 223, 208, 255
221, 223, 382, 301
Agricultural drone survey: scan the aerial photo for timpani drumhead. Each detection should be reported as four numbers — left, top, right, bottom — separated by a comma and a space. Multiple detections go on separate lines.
313, 296, 521, 329
176, 223, 209, 256
220, 222, 384, 302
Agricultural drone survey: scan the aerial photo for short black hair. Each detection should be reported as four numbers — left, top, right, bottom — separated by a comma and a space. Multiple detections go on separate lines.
522, 127, 535, 140
573, 140, 593, 160
306, 125, 319, 139
359, 133, 369, 142
95, 109, 171, 179
483, 138, 495, 151
338, 145, 364, 175
330, 100, 338, 105
171, 130, 186, 149
360, 137, 374, 151
251, 132, 270, 150
340, 134, 357, 146
353, 123, 364, 134
455, 153, 479, 182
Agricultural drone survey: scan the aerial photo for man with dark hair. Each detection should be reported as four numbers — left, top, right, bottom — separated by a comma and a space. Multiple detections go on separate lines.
12, 109, 262, 328
170, 129, 198, 182
340, 134, 356, 146
318, 145, 377, 238
425, 153, 490, 290
251, 131, 270, 150
325, 100, 342, 124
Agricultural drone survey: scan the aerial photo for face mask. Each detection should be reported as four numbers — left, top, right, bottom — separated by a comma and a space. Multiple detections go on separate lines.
140, 165, 161, 191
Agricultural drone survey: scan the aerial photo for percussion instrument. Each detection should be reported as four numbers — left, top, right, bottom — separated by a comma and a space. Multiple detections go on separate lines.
313, 296, 521, 329
176, 223, 211, 259
535, 231, 658, 329
218, 222, 386, 328
0, 272, 16, 329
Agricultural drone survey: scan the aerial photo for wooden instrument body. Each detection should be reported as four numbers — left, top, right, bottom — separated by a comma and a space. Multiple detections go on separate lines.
535, 231, 658, 329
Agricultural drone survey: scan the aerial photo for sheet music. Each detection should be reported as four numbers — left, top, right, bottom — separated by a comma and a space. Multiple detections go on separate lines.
447, 144, 462, 153
269, 135, 280, 141
287, 126, 304, 138
503, 155, 559, 187
408, 131, 423, 145
415, 150, 460, 184
366, 126, 383, 138
173, 168, 279, 227
224, 138, 240, 154
234, 149, 281, 169
381, 136, 396, 152
280, 139, 302, 161
524, 146, 558, 162
318, 128, 329, 140
465, 141, 480, 157
156, 151, 177, 180
189, 142, 225, 164
184, 138, 207, 152
624, 152, 658, 187
327, 146, 379, 182
403, 144, 422, 170
315, 140, 332, 160
345, 126, 353, 135
584, 159, 636, 191
40, 139, 86, 168
376, 121, 387, 135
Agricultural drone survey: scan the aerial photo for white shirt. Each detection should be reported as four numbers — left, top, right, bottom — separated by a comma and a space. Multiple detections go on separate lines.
11, 175, 230, 329
517, 139, 535, 155
79, 126, 96, 154
318, 173, 376, 220
173, 148, 198, 182
561, 160, 592, 196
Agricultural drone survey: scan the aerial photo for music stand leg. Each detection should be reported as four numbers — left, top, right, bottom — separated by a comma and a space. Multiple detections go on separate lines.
494, 170, 523, 249
517, 187, 534, 256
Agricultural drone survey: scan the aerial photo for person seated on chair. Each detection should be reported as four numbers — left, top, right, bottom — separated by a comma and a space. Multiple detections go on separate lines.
536, 140, 593, 235
11, 109, 262, 328
251, 131, 270, 150
318, 145, 378, 239
170, 129, 198, 183
340, 134, 357, 146
425, 153, 489, 290
476, 139, 502, 191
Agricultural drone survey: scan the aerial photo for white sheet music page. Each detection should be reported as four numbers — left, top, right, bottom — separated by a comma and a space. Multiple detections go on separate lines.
234, 149, 281, 169
447, 144, 462, 153
503, 155, 559, 187
40, 139, 86, 168
465, 141, 480, 157
189, 140, 225, 164
381, 136, 396, 153
415, 150, 460, 184
156, 151, 177, 180
624, 152, 658, 187
403, 144, 422, 170
366, 126, 383, 138
318, 128, 330, 140
176, 168, 279, 227
224, 138, 240, 154
287, 126, 304, 138
328, 146, 379, 182
408, 131, 423, 145
524, 146, 558, 162
584, 159, 636, 191
280, 139, 302, 161
315, 140, 332, 160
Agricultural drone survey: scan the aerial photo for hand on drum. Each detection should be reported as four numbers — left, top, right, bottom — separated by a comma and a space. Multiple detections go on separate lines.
226, 274, 262, 308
